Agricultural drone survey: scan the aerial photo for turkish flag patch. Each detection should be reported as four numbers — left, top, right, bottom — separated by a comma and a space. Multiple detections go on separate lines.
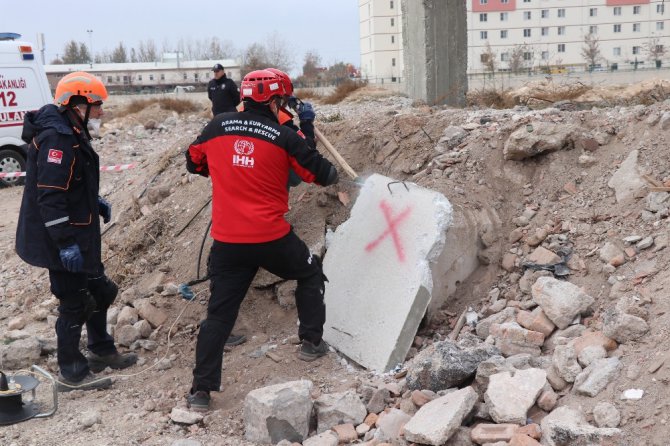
47, 149, 63, 164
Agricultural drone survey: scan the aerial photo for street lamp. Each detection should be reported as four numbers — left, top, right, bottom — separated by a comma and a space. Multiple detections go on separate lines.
86, 29, 93, 67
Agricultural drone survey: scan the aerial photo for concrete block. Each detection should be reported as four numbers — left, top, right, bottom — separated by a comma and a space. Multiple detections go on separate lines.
485, 368, 547, 425
470, 423, 519, 443
315, 390, 367, 434
323, 174, 452, 371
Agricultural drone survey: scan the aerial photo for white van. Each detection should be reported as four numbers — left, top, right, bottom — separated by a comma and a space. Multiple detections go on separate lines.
0, 33, 52, 186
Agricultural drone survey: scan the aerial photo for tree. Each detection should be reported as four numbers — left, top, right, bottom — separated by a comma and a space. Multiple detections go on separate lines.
79, 43, 91, 64
264, 31, 294, 72
242, 43, 269, 73
130, 48, 138, 63
302, 51, 321, 79
509, 44, 527, 74
644, 37, 666, 65
481, 41, 497, 74
111, 42, 128, 63
62, 40, 87, 64
581, 33, 601, 70
325, 62, 349, 83
138, 39, 158, 62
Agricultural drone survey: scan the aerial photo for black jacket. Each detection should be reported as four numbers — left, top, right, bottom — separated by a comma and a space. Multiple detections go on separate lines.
15, 104, 103, 274
207, 75, 240, 115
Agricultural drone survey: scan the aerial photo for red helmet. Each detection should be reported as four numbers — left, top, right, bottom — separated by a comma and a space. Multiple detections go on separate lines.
240, 70, 284, 103
265, 68, 293, 96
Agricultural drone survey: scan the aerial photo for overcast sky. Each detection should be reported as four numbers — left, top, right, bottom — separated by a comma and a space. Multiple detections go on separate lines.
4, 0, 360, 75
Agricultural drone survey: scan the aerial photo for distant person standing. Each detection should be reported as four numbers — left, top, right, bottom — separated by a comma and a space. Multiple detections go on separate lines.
207, 64, 240, 116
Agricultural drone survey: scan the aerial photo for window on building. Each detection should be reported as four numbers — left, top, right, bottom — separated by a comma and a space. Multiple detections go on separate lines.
557, 26, 565, 36
589, 25, 598, 34
501, 52, 510, 62
391, 17, 395, 26
390, 0, 394, 8
590, 8, 597, 17
633, 46, 641, 55
541, 27, 549, 36
107, 76, 113, 83
523, 51, 532, 61
657, 44, 664, 53
558, 44, 566, 53
614, 24, 621, 33
657, 22, 665, 31
183, 73, 187, 80
558, 9, 565, 18
524, 11, 531, 20
149, 74, 154, 81
391, 35, 395, 43
614, 7, 621, 16
123, 75, 129, 84
658, 4, 665, 13
160, 74, 165, 80
501, 0, 509, 3
479, 0, 487, 4
542, 51, 549, 60
480, 13, 487, 22
613, 47, 621, 56
116, 75, 120, 82
194, 73, 199, 81
392, 58, 396, 66
523, 0, 530, 2
138, 74, 142, 81
541, 9, 549, 18
480, 31, 488, 39
480, 53, 489, 63
633, 6, 641, 14
501, 30, 508, 39
633, 23, 641, 32
500, 12, 508, 21
524, 28, 531, 37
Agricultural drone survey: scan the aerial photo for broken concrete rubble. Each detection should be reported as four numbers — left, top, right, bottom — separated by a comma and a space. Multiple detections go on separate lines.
485, 368, 547, 425
531, 277, 594, 329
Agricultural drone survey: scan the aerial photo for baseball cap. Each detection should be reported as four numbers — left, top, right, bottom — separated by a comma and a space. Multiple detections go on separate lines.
211, 64, 224, 72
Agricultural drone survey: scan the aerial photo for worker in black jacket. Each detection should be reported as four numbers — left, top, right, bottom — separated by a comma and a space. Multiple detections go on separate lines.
15, 71, 137, 392
207, 64, 240, 115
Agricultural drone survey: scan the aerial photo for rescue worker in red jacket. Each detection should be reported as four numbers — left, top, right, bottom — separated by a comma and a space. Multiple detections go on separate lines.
184, 69, 338, 410
16, 72, 137, 391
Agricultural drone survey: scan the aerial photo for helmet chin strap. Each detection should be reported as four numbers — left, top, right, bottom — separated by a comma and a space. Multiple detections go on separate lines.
68, 103, 93, 140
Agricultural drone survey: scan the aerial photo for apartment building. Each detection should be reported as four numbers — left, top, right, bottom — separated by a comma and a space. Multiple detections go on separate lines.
359, 0, 404, 84
360, 0, 670, 78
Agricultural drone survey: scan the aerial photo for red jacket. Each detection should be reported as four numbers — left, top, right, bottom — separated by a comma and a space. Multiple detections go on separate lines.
186, 103, 336, 243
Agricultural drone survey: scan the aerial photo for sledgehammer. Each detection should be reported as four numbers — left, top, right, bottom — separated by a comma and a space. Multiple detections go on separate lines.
313, 127, 359, 180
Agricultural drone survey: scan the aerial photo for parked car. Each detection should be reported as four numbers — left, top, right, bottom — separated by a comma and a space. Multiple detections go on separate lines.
0, 32, 52, 187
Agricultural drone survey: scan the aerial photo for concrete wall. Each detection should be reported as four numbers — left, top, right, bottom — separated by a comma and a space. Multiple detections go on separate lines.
402, 0, 468, 106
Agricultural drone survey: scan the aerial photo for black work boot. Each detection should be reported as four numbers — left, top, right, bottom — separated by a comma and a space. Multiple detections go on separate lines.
225, 333, 247, 346
87, 351, 138, 373
186, 389, 211, 411
57, 372, 112, 392
298, 340, 329, 362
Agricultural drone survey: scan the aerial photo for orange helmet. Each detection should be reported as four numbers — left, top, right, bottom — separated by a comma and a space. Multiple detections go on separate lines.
54, 71, 108, 106
240, 70, 284, 103
265, 68, 293, 96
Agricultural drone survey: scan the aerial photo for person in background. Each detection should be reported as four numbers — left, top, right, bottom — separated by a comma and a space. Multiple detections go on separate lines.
207, 63, 240, 116
184, 69, 338, 410
16, 71, 137, 392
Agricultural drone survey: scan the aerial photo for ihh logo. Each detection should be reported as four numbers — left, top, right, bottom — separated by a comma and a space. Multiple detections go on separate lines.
233, 154, 254, 168
234, 139, 254, 155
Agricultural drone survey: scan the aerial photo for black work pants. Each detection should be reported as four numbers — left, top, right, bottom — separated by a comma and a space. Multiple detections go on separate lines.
49, 270, 117, 381
192, 230, 326, 392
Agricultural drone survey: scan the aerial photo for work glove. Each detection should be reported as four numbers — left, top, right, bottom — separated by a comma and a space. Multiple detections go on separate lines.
298, 102, 316, 122
326, 165, 339, 186
59, 244, 84, 273
98, 196, 112, 224
287, 96, 299, 111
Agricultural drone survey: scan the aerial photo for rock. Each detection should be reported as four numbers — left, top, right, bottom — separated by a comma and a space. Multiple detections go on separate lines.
356, 423, 370, 436
7, 316, 26, 330
537, 389, 558, 411
485, 368, 546, 424
244, 380, 313, 444
374, 408, 412, 443
331, 423, 357, 443
116, 324, 141, 347
636, 236, 654, 250
134, 300, 168, 328
476, 307, 517, 339
607, 150, 647, 203
366, 388, 390, 414
170, 408, 203, 425
646, 192, 670, 212
6, 330, 30, 341
303, 430, 338, 446
275, 281, 297, 308
470, 423, 519, 444
170, 440, 203, 446
436, 126, 468, 152
406, 337, 500, 392
531, 277, 594, 329
526, 247, 561, 266
314, 390, 367, 434
134, 319, 153, 338
136, 272, 165, 296
146, 185, 171, 204
576, 345, 606, 368
411, 389, 435, 407
599, 242, 625, 265
0, 337, 41, 369
602, 307, 649, 343
553, 344, 582, 383
573, 357, 621, 397
404, 387, 478, 446
80, 410, 101, 428
516, 307, 556, 337
540, 406, 621, 446
593, 402, 621, 428
526, 228, 548, 247
502, 253, 517, 272
503, 121, 575, 160
572, 331, 617, 357
445, 427, 475, 446
546, 366, 568, 391
489, 322, 545, 357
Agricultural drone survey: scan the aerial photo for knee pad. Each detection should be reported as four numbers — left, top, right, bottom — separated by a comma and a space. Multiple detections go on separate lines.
88, 275, 118, 311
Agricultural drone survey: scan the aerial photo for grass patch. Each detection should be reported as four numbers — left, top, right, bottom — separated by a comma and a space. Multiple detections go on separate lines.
119, 98, 199, 117
322, 80, 366, 105
467, 88, 517, 109
295, 88, 323, 101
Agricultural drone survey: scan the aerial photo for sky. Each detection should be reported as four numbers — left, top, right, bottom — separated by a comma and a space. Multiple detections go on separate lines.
3, 0, 360, 76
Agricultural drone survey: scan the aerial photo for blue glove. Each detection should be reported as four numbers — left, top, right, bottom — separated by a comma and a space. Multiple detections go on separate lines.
298, 102, 316, 121
59, 244, 84, 273
98, 196, 112, 224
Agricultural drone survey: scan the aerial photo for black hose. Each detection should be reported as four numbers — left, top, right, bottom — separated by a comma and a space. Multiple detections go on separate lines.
196, 219, 212, 281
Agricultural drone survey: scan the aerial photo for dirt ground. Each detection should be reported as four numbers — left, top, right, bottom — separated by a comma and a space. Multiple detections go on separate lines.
2, 81, 670, 445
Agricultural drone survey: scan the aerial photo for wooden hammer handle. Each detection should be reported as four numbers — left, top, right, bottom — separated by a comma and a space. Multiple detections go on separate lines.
313, 127, 358, 180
